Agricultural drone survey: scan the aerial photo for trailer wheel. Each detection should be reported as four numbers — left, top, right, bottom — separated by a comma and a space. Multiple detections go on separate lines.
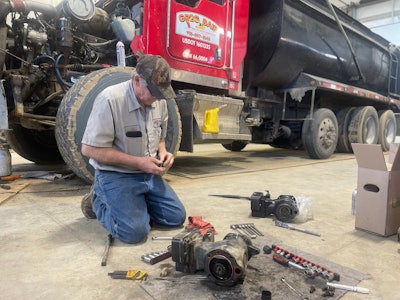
222, 141, 248, 152
301, 108, 338, 159
55, 67, 182, 183
378, 110, 396, 152
336, 107, 355, 153
6, 123, 63, 164
348, 106, 379, 145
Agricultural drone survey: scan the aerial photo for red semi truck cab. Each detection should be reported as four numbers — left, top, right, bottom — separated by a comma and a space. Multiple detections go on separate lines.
131, 0, 250, 92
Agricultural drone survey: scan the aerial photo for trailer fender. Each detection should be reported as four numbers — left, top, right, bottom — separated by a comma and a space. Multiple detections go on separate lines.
175, 90, 195, 152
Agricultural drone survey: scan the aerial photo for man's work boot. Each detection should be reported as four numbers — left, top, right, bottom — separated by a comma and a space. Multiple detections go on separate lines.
81, 185, 96, 219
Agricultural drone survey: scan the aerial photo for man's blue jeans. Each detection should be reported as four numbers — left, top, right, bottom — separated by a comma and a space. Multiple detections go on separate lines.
92, 170, 186, 243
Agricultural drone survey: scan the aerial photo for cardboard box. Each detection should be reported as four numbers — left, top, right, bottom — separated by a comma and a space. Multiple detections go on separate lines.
351, 143, 400, 236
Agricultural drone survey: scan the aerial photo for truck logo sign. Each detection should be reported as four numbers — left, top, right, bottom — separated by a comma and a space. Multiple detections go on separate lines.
176, 12, 220, 46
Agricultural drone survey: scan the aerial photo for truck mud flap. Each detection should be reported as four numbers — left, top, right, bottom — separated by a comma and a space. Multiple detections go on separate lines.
175, 90, 195, 152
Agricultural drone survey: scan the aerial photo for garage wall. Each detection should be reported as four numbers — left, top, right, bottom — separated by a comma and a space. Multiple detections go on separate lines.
339, 0, 400, 45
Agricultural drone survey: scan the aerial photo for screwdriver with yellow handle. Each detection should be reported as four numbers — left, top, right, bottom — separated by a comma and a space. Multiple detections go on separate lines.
108, 270, 147, 280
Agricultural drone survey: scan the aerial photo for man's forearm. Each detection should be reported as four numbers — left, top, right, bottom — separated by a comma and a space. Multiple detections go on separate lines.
158, 139, 167, 155
81, 144, 142, 169
82, 144, 166, 174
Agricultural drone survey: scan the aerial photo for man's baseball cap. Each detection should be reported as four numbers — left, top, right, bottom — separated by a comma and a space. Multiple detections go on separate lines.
136, 54, 176, 99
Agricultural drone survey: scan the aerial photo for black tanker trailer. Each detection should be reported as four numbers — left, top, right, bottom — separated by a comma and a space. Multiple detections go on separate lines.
239, 0, 400, 157
245, 0, 399, 95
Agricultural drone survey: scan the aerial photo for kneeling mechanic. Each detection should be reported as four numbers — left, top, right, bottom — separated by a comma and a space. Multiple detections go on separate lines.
80, 54, 186, 243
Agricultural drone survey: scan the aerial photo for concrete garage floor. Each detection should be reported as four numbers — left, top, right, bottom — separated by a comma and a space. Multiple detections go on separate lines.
1, 144, 399, 299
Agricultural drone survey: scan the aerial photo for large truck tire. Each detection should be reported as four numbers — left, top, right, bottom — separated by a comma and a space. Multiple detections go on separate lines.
222, 141, 248, 152
0, 25, 7, 78
55, 67, 182, 183
6, 123, 63, 164
165, 98, 182, 155
336, 107, 355, 153
348, 106, 379, 145
301, 108, 338, 159
378, 110, 396, 152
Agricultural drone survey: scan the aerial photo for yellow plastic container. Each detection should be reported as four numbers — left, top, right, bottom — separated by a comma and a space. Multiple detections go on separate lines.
202, 108, 220, 133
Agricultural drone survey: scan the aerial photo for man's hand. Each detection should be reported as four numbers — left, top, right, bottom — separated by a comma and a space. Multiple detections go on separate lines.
156, 139, 175, 173
158, 151, 174, 171
81, 144, 169, 175
137, 156, 167, 175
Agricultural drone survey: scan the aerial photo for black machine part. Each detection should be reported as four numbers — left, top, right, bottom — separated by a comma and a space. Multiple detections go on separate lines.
171, 229, 260, 286
250, 192, 299, 222
209, 191, 299, 222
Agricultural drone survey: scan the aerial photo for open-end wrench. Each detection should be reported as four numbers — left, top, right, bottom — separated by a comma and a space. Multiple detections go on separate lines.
230, 224, 247, 237
244, 224, 263, 236
230, 225, 256, 239
241, 224, 258, 236
281, 277, 309, 300
239, 224, 257, 239
152, 236, 173, 240
240, 224, 260, 238
238, 224, 255, 237
248, 223, 264, 236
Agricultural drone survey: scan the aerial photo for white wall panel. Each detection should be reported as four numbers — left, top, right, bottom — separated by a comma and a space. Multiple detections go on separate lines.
338, 0, 400, 45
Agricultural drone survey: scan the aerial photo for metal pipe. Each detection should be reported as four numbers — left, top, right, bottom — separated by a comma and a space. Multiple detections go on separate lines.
0, 80, 7, 130
7, 0, 56, 18
152, 236, 173, 240
229, 0, 236, 76
325, 0, 364, 81
326, 282, 369, 294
